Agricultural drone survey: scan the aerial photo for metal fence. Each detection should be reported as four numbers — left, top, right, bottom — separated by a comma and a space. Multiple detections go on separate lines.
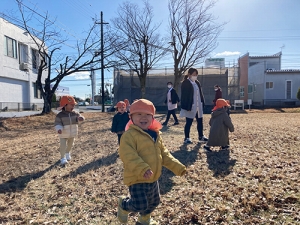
0, 102, 44, 112
113, 66, 240, 111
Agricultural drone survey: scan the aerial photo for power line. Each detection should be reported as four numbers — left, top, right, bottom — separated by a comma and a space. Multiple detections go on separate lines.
223, 28, 300, 32
218, 36, 300, 41
23, 0, 84, 44
64, 0, 95, 21
60, 77, 113, 82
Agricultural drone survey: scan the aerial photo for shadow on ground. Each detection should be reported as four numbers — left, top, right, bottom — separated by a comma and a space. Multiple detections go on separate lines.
64, 152, 118, 178
0, 161, 60, 193
159, 143, 201, 195
205, 149, 236, 177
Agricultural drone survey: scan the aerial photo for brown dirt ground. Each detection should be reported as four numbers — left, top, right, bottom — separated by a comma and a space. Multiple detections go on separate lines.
0, 108, 299, 224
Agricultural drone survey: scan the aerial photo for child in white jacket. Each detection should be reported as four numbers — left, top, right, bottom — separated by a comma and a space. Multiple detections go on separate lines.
55, 96, 84, 165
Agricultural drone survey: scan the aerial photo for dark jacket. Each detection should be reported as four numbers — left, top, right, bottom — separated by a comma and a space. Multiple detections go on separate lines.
111, 112, 130, 133
207, 108, 234, 147
164, 88, 180, 104
213, 89, 222, 105
180, 79, 205, 111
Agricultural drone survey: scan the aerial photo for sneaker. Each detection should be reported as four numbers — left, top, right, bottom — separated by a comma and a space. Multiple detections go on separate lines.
203, 145, 212, 152
66, 153, 71, 161
117, 196, 129, 224
173, 122, 179, 125
184, 138, 192, 144
162, 122, 168, 126
220, 145, 230, 150
138, 214, 158, 225
199, 136, 208, 143
60, 158, 68, 165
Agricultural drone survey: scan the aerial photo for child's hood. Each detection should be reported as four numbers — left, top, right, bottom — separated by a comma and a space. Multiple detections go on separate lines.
211, 108, 226, 118
125, 118, 162, 132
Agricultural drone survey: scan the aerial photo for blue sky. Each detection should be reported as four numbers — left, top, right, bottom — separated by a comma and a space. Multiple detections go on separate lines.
1, 0, 300, 99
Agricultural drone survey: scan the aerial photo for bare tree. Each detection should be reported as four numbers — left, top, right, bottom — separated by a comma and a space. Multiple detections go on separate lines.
15, 0, 119, 113
110, 0, 168, 98
168, 0, 224, 90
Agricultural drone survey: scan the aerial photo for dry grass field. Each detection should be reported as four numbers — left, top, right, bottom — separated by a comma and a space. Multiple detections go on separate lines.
0, 109, 299, 225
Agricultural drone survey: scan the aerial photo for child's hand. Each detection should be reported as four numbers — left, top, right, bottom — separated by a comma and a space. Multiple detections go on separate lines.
143, 169, 153, 179
58, 129, 62, 134
78, 116, 84, 121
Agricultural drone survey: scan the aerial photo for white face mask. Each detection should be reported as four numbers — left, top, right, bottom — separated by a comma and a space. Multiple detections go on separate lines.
215, 88, 218, 91
167, 85, 172, 89
190, 76, 197, 82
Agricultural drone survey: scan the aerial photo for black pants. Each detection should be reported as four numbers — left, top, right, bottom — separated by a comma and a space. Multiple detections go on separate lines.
117, 133, 123, 145
184, 113, 203, 139
165, 109, 178, 123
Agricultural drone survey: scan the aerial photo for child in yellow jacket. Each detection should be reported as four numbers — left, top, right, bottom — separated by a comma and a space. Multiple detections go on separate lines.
117, 99, 186, 225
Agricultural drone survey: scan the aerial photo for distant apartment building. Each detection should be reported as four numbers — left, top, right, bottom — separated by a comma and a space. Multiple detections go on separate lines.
238, 52, 300, 106
205, 58, 225, 68
0, 17, 47, 110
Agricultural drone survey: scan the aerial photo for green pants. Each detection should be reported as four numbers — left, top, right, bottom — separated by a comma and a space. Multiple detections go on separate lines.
59, 137, 75, 158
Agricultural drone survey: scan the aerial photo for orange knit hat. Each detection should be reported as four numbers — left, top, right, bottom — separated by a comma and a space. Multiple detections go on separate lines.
124, 99, 130, 106
115, 101, 126, 108
57, 95, 77, 110
212, 98, 230, 111
129, 99, 155, 115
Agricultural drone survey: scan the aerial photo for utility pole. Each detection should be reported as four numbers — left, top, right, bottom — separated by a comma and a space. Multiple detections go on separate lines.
90, 68, 96, 105
96, 11, 108, 112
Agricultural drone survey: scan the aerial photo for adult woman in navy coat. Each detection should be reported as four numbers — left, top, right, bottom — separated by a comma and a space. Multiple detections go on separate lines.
180, 68, 208, 144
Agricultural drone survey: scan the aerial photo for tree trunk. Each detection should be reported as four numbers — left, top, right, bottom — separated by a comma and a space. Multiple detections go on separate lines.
174, 74, 182, 93
42, 93, 53, 114
173, 66, 181, 92
139, 76, 146, 98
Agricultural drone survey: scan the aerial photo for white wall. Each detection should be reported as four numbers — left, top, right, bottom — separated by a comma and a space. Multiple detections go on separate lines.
248, 62, 265, 104
0, 77, 29, 102
266, 72, 300, 100
249, 55, 281, 70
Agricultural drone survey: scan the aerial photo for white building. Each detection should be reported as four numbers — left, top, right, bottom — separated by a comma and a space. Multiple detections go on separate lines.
0, 17, 47, 111
239, 52, 300, 106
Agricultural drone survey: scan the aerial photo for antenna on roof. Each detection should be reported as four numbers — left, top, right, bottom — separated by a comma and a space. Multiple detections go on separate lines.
280, 44, 285, 52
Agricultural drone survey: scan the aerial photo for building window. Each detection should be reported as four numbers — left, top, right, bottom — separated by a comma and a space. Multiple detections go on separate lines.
240, 86, 244, 97
248, 85, 253, 94
266, 82, 273, 89
5, 36, 17, 58
19, 43, 28, 63
33, 83, 42, 99
248, 84, 256, 93
31, 48, 39, 71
